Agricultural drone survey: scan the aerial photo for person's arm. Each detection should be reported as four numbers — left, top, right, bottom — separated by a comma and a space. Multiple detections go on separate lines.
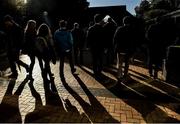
113, 27, 120, 51
69, 32, 73, 46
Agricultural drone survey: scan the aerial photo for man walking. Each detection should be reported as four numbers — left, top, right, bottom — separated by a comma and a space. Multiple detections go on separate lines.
86, 14, 105, 77
54, 20, 76, 80
3, 15, 29, 79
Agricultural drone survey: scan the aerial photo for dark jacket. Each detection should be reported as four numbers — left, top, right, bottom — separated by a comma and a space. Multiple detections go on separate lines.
23, 31, 37, 55
71, 27, 85, 49
114, 24, 136, 54
86, 24, 104, 51
6, 24, 23, 52
103, 22, 117, 48
54, 28, 73, 54
0, 31, 7, 53
5, 23, 24, 60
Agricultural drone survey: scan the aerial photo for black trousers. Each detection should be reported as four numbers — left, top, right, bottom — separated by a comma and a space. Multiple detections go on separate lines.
28, 54, 35, 76
59, 51, 75, 78
37, 56, 53, 79
8, 52, 28, 75
91, 49, 103, 75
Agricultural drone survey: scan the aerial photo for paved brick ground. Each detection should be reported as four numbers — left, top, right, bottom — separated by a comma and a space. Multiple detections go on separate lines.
0, 55, 180, 123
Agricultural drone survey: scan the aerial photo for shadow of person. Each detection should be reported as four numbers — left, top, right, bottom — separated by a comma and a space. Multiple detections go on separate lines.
124, 99, 180, 123
25, 72, 90, 123
79, 66, 145, 100
78, 66, 180, 122
129, 69, 150, 80
61, 74, 119, 123
80, 66, 180, 102
0, 76, 29, 123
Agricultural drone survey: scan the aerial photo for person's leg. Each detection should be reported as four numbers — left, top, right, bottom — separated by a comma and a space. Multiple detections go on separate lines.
117, 53, 123, 79
124, 53, 130, 78
29, 55, 35, 78
8, 55, 18, 78
68, 51, 76, 73
154, 64, 158, 79
110, 47, 115, 64
97, 50, 103, 73
106, 48, 111, 66
92, 50, 98, 75
148, 51, 153, 77
44, 59, 53, 78
79, 48, 83, 65
37, 57, 44, 73
17, 59, 29, 73
74, 47, 79, 65
59, 54, 65, 79
44, 59, 57, 92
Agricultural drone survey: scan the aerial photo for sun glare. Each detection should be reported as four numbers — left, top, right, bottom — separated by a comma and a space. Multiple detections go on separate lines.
24, 0, 27, 4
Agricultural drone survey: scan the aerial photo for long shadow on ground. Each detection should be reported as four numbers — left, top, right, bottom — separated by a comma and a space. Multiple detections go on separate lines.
0, 76, 29, 123
79, 66, 180, 123
24, 73, 90, 123
61, 74, 119, 123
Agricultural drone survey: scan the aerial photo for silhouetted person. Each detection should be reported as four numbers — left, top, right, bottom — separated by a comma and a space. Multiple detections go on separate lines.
0, 30, 7, 61
0, 30, 6, 50
71, 22, 85, 65
147, 17, 177, 79
103, 16, 117, 65
161, 17, 177, 51
114, 16, 137, 80
54, 20, 76, 80
146, 18, 164, 79
23, 20, 37, 80
36, 23, 56, 87
3, 15, 29, 79
86, 14, 105, 76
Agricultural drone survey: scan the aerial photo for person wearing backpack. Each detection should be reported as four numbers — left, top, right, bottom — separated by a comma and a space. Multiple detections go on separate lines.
36, 23, 56, 80
54, 20, 76, 80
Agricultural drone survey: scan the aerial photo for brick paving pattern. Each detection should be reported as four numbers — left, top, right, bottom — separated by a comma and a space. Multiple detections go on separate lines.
0, 55, 179, 123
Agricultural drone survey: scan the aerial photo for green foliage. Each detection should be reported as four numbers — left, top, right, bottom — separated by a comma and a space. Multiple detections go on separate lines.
135, 0, 179, 20
150, 0, 171, 10
144, 9, 169, 20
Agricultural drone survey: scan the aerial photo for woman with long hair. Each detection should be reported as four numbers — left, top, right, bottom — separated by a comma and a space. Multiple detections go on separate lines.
24, 20, 37, 80
36, 23, 56, 82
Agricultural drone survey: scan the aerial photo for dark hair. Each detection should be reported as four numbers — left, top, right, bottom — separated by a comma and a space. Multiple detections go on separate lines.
37, 23, 50, 37
123, 16, 134, 25
59, 20, 67, 28
94, 14, 104, 23
3, 15, 13, 23
24, 20, 36, 33
74, 22, 79, 27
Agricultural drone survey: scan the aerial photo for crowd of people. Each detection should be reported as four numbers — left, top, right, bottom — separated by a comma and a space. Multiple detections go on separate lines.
0, 13, 179, 91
